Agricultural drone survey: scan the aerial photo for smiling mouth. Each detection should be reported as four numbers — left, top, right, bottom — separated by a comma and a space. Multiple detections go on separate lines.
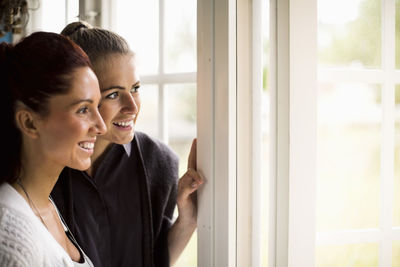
78, 142, 94, 150
113, 120, 134, 128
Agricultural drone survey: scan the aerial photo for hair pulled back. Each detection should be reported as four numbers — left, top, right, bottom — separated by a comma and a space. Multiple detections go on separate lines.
61, 21, 132, 69
0, 31, 92, 184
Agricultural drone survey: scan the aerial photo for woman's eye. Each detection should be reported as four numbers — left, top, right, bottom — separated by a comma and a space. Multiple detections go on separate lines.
77, 107, 89, 114
106, 92, 119, 99
130, 86, 140, 94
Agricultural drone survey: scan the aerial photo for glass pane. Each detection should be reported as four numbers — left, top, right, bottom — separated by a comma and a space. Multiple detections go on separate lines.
135, 84, 159, 139
396, 0, 400, 69
164, 0, 196, 73
318, 0, 381, 69
175, 233, 197, 266
316, 243, 378, 266
41, 0, 66, 33
395, 85, 400, 226
170, 135, 197, 267
166, 83, 197, 267
115, 0, 159, 75
394, 241, 400, 267
66, 0, 79, 23
317, 83, 381, 231
167, 83, 197, 174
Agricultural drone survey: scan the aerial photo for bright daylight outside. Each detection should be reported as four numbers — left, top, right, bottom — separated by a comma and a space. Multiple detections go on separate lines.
317, 0, 400, 265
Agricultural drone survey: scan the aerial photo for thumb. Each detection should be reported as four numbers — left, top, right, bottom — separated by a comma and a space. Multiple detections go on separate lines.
187, 138, 197, 170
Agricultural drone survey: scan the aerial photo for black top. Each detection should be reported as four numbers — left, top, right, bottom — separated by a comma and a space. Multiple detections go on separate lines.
51, 132, 179, 267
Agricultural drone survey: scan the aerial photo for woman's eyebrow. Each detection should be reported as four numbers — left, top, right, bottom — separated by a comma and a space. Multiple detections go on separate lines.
68, 99, 94, 107
101, 86, 125, 92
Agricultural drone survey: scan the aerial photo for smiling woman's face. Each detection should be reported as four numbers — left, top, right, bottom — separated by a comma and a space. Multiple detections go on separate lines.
96, 54, 141, 145
35, 67, 106, 170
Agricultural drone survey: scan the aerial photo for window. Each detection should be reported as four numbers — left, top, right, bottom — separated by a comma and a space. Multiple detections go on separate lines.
27, 0, 79, 33
197, 0, 266, 265
316, 0, 400, 265
270, 0, 400, 265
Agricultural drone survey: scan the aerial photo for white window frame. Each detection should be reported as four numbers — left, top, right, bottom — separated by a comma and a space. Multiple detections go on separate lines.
197, 0, 263, 266
269, 0, 317, 266
315, 1, 400, 266
236, 0, 263, 266
197, 0, 237, 265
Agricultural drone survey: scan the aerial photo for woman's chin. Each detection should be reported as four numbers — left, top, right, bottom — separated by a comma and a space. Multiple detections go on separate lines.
70, 160, 91, 171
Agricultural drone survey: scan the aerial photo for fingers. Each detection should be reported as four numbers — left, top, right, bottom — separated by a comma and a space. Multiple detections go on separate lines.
178, 168, 204, 198
187, 138, 197, 170
186, 167, 203, 187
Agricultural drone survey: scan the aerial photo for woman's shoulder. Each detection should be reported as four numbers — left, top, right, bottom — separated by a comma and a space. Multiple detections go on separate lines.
0, 204, 43, 266
133, 132, 179, 182
134, 131, 178, 161
0, 184, 73, 267
134, 131, 166, 149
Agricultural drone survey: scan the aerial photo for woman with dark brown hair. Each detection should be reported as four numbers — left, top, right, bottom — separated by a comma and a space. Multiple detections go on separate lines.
0, 32, 106, 266
52, 22, 203, 267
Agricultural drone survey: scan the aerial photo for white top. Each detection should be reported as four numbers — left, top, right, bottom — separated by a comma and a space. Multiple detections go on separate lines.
0, 183, 93, 267
49, 198, 93, 267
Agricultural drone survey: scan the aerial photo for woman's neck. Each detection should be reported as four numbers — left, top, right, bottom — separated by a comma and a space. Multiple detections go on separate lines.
12, 165, 61, 209
11, 144, 63, 209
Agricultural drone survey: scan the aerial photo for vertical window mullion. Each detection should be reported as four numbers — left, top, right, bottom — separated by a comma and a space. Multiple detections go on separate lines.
380, 0, 396, 266
251, 0, 263, 265
197, 0, 237, 265
288, 0, 317, 265
159, 83, 168, 143
65, 0, 68, 26
236, 0, 264, 265
271, 0, 317, 265
159, 0, 168, 143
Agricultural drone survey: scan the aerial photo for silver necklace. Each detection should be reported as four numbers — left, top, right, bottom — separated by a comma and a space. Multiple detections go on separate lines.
16, 179, 48, 229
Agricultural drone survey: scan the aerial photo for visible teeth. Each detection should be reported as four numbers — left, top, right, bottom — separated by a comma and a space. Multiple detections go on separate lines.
79, 142, 94, 149
114, 120, 133, 127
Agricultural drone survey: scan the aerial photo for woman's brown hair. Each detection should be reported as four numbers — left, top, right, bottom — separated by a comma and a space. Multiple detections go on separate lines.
0, 31, 92, 183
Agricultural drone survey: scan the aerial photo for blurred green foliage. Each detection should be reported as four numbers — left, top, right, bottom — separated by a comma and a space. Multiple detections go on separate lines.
263, 42, 269, 91
316, 243, 379, 267
319, 0, 381, 67
397, 85, 400, 105
319, 0, 400, 105
396, 0, 400, 69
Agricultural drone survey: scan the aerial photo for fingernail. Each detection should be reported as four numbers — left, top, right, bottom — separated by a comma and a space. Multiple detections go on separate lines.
191, 182, 197, 188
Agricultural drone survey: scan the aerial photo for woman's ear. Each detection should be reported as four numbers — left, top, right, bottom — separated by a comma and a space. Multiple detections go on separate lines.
15, 104, 40, 139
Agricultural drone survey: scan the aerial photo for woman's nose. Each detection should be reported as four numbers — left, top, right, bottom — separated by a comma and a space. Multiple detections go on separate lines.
121, 93, 138, 115
93, 109, 107, 135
